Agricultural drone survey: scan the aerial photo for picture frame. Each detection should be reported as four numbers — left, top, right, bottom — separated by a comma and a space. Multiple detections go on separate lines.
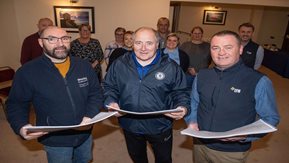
203, 10, 227, 25
53, 6, 95, 33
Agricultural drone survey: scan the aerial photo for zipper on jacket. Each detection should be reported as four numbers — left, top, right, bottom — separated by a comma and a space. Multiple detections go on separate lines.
209, 71, 223, 129
63, 78, 77, 119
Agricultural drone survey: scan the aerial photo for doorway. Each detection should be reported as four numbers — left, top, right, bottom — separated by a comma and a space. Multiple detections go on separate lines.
282, 19, 289, 52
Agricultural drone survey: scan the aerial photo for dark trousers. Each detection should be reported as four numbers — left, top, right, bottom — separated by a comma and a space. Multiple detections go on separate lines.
123, 129, 173, 163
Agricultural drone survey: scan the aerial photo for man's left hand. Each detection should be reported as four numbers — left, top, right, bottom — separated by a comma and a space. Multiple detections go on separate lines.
219, 135, 247, 142
75, 117, 93, 131
164, 106, 187, 120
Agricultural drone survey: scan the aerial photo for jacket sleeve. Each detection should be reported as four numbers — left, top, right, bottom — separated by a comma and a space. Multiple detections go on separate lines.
179, 49, 190, 72
168, 64, 191, 115
6, 68, 32, 135
242, 76, 280, 142
85, 64, 103, 118
184, 76, 199, 124
103, 61, 120, 108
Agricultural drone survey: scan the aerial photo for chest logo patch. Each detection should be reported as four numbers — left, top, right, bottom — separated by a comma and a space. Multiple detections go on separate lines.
77, 77, 89, 88
155, 72, 165, 80
246, 51, 252, 55
230, 87, 241, 93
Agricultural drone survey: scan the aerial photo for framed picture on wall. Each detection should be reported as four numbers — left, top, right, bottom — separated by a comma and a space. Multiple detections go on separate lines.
203, 10, 227, 25
53, 6, 95, 33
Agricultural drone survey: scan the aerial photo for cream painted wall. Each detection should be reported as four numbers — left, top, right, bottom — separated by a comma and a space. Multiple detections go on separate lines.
0, 0, 288, 71
172, 0, 289, 7
177, 3, 262, 42
258, 7, 289, 48
0, 1, 21, 69
176, 2, 289, 48
0, 0, 170, 71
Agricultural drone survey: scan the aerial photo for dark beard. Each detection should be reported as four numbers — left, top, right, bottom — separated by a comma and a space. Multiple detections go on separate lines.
43, 45, 69, 60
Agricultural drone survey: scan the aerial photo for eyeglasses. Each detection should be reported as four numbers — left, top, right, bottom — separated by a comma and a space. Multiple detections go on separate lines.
40, 36, 71, 44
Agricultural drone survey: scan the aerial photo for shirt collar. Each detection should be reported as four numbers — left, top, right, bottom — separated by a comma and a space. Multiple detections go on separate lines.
132, 50, 161, 68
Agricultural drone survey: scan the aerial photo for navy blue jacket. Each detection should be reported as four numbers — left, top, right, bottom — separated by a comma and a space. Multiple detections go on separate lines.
104, 52, 190, 134
7, 55, 103, 147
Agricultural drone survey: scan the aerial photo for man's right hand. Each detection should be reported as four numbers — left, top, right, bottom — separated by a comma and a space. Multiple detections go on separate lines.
188, 122, 199, 131
107, 102, 125, 117
20, 124, 48, 140
188, 68, 197, 76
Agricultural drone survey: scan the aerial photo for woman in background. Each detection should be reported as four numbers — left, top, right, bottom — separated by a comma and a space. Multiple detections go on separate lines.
106, 31, 134, 71
104, 27, 126, 65
180, 26, 211, 88
70, 24, 104, 82
163, 33, 189, 73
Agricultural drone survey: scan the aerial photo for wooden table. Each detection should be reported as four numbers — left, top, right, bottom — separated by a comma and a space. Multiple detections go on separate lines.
0, 80, 12, 89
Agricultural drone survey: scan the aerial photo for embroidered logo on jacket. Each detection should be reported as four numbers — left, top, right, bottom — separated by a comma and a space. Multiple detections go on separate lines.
77, 77, 88, 87
230, 87, 241, 93
246, 51, 252, 55
155, 72, 165, 80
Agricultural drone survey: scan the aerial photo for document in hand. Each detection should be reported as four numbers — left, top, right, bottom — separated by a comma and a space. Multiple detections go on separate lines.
23, 112, 117, 133
106, 105, 182, 115
180, 119, 277, 139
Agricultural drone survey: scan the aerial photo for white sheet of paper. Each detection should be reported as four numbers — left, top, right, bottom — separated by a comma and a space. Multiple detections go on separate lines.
106, 105, 182, 115
24, 111, 117, 132
180, 119, 277, 139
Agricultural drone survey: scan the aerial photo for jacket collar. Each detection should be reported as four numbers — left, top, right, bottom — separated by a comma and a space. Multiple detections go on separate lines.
214, 59, 244, 74
40, 54, 76, 73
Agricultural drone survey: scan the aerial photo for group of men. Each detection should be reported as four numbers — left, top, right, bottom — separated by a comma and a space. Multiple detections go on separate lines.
6, 17, 280, 163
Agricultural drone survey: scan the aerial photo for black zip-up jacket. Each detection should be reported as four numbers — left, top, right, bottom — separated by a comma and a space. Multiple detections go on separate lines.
7, 55, 103, 147
104, 52, 190, 135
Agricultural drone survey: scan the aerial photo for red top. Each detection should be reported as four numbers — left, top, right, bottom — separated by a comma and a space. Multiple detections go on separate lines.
20, 32, 43, 65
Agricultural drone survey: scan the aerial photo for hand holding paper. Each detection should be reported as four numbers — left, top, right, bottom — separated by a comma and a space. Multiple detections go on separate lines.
219, 136, 247, 142
106, 105, 183, 115
75, 117, 93, 131
181, 119, 277, 139
106, 102, 126, 117
23, 112, 117, 133
20, 124, 48, 140
164, 106, 187, 120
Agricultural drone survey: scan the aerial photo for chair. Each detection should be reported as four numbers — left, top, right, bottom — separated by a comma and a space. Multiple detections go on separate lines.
0, 66, 15, 118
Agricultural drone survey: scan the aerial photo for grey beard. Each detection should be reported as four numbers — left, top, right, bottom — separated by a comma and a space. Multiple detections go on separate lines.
43, 46, 69, 60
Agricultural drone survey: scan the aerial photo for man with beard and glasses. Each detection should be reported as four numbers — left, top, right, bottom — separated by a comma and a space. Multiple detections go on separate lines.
6, 26, 103, 163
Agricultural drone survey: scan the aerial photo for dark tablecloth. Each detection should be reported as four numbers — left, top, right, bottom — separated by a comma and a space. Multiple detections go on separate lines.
262, 49, 289, 78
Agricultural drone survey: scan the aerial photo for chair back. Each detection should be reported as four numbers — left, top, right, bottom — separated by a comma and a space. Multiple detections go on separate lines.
0, 66, 15, 96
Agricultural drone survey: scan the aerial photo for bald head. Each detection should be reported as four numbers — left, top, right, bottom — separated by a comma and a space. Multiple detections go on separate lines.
40, 26, 67, 37
37, 18, 53, 33
134, 27, 159, 43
